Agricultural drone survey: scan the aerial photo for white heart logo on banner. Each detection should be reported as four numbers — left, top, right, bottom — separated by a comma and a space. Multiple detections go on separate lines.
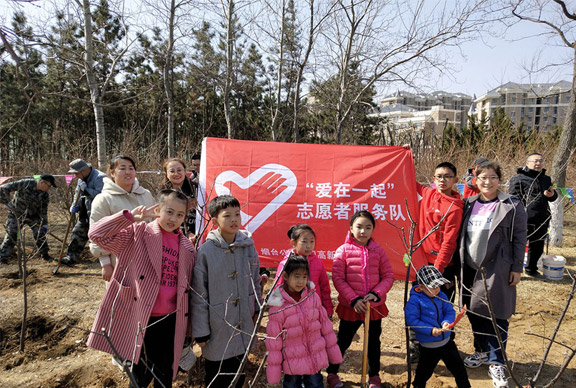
214, 163, 297, 233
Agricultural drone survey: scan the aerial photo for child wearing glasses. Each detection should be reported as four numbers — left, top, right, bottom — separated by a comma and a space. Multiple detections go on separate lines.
415, 162, 464, 301
409, 161, 464, 363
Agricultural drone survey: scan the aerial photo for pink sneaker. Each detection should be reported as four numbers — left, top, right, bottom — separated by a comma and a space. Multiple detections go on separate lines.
369, 375, 382, 388
327, 373, 343, 388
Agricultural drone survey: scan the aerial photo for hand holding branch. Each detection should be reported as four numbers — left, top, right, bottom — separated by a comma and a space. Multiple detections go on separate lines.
354, 293, 377, 314
432, 322, 451, 336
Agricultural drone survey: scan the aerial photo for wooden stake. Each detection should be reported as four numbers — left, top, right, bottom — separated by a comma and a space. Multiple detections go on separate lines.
361, 301, 371, 387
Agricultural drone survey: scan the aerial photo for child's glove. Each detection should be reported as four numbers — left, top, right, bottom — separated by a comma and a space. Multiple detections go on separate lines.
69, 205, 79, 214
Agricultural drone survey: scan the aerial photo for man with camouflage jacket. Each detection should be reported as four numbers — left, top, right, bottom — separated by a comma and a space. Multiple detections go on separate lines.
61, 159, 106, 266
0, 174, 56, 264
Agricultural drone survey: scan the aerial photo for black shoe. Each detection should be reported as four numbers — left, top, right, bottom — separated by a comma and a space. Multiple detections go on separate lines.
525, 269, 541, 277
42, 254, 53, 262
60, 256, 77, 266
0, 257, 8, 265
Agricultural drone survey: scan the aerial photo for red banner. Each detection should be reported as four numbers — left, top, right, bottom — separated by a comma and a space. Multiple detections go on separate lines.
197, 138, 425, 280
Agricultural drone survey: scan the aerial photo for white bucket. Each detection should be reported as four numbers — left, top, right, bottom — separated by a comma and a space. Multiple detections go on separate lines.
542, 255, 566, 280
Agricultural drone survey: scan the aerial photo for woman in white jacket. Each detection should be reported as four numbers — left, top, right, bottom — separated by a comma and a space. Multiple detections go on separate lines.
89, 155, 155, 281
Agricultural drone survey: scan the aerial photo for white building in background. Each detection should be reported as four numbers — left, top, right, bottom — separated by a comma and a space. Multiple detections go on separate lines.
472, 81, 571, 132
371, 91, 473, 134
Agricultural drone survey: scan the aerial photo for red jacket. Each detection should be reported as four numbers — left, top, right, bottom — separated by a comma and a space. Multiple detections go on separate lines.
274, 249, 333, 316
463, 169, 480, 198
416, 183, 464, 273
87, 211, 196, 380
332, 233, 394, 321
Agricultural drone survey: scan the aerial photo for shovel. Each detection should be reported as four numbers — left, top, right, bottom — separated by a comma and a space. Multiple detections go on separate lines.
53, 194, 81, 275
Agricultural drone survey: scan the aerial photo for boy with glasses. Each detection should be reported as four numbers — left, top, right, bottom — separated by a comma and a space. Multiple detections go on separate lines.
409, 162, 464, 362
415, 162, 464, 301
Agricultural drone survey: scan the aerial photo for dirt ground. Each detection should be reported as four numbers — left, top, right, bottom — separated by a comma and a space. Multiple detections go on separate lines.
1, 210, 576, 388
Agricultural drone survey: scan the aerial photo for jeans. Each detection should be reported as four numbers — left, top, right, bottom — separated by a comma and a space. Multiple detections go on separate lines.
283, 372, 324, 388
467, 313, 509, 365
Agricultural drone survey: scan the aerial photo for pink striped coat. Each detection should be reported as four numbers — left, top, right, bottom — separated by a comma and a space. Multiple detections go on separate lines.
87, 211, 196, 380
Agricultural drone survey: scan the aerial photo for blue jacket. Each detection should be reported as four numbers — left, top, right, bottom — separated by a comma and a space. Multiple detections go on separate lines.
405, 285, 455, 344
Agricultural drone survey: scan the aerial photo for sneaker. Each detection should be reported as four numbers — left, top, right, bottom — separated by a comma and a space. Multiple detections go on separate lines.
368, 375, 382, 388
42, 254, 53, 262
488, 364, 509, 387
327, 373, 343, 388
464, 351, 489, 368
408, 342, 420, 363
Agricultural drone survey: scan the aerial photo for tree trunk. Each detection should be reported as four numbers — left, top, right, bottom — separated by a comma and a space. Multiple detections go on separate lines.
223, 0, 235, 139
82, 0, 107, 169
292, 0, 316, 143
164, 0, 176, 157
549, 45, 576, 247
270, 0, 287, 142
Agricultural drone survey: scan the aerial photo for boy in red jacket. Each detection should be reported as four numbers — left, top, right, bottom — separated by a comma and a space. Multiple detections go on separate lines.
410, 162, 464, 363
415, 162, 464, 300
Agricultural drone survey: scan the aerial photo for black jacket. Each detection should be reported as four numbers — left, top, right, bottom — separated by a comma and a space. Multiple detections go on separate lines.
508, 167, 557, 224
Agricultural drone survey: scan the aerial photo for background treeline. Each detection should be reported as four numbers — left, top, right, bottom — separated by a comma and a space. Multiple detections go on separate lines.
0, 0, 573, 186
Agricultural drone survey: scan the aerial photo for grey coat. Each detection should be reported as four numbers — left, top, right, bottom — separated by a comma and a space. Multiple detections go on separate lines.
458, 191, 527, 320
191, 229, 261, 361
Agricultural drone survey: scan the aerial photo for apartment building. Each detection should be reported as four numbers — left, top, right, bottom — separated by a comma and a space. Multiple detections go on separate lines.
473, 81, 571, 132
373, 91, 473, 134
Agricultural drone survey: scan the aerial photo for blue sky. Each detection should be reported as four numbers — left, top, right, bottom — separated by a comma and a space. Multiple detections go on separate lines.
429, 21, 573, 98
2, 1, 573, 100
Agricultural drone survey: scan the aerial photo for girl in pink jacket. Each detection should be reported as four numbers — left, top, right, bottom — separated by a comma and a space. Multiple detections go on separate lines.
266, 255, 342, 387
326, 210, 395, 388
274, 224, 333, 317
87, 190, 196, 388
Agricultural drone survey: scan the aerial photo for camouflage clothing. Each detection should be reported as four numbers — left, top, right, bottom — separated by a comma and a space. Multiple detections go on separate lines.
66, 168, 106, 261
0, 179, 50, 260
1, 212, 49, 258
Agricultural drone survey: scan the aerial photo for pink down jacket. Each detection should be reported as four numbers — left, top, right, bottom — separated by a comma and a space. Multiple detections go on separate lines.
266, 283, 342, 384
332, 232, 394, 321
274, 249, 334, 316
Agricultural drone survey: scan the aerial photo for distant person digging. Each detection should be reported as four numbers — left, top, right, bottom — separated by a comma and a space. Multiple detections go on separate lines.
0, 174, 57, 264
61, 159, 106, 266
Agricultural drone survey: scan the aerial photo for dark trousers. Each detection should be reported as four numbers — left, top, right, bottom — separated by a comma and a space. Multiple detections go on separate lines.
283, 372, 323, 388
131, 314, 176, 388
66, 220, 89, 259
461, 263, 509, 363
467, 313, 508, 365
326, 318, 382, 377
412, 339, 471, 388
204, 355, 245, 388
0, 213, 48, 258
526, 222, 548, 271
